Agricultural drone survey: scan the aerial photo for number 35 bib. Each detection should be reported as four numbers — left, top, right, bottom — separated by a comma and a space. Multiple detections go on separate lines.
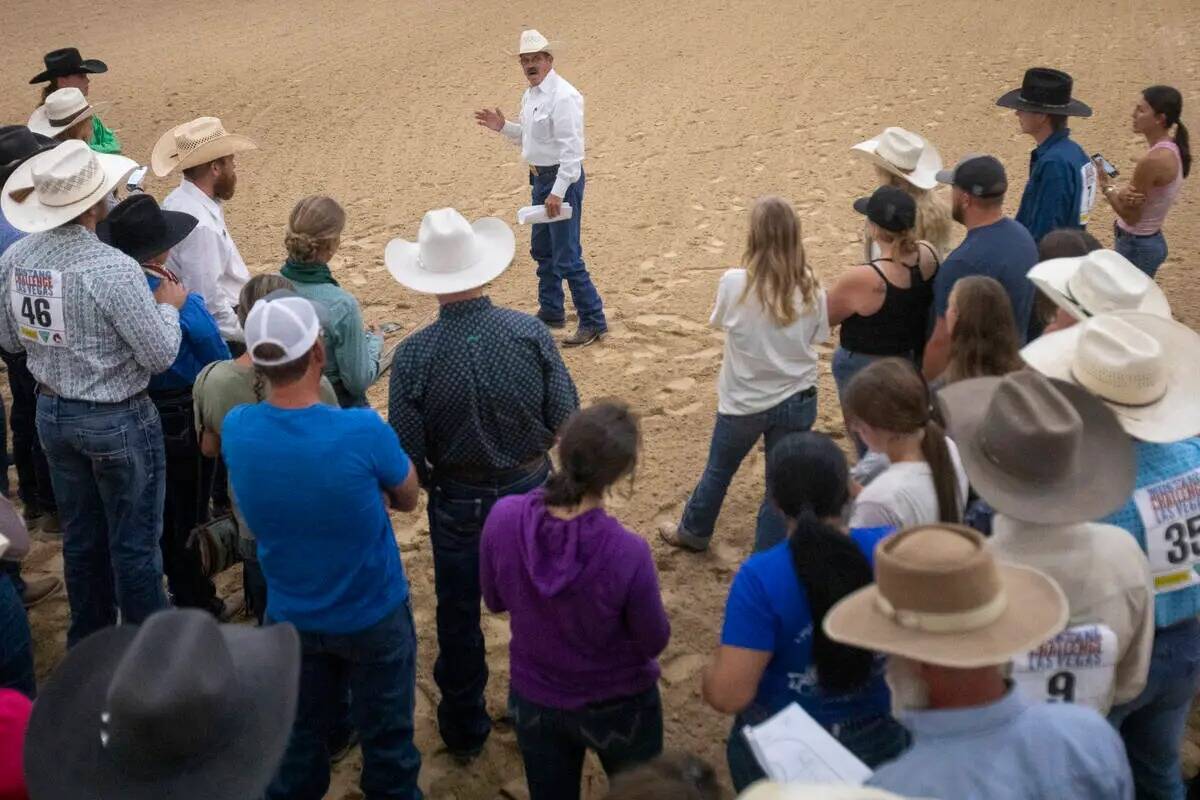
1012, 623, 1118, 712
10, 266, 68, 347
1134, 470, 1200, 594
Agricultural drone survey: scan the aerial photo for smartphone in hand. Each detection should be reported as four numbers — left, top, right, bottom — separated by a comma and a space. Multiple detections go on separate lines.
1091, 153, 1119, 178
126, 165, 149, 191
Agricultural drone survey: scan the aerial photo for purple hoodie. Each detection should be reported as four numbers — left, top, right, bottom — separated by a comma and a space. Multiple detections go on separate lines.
480, 489, 670, 710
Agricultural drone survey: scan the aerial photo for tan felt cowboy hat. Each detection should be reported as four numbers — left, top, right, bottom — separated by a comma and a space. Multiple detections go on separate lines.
1021, 311, 1200, 443
738, 782, 927, 800
824, 525, 1068, 669
1028, 249, 1170, 322
937, 370, 1135, 524
2, 139, 136, 233
151, 117, 257, 178
385, 208, 514, 294
851, 127, 943, 190
28, 88, 101, 139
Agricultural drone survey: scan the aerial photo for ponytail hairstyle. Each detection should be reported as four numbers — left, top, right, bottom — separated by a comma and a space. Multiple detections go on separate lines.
874, 167, 954, 257
285, 195, 346, 263
843, 358, 961, 524
542, 401, 640, 508
740, 196, 819, 327
1144, 85, 1191, 178
767, 432, 874, 694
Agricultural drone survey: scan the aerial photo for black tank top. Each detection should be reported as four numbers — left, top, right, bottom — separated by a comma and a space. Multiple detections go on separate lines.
839, 244, 938, 357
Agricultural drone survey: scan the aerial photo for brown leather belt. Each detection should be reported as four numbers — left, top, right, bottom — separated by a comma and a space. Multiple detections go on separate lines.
37, 384, 148, 403
529, 164, 559, 177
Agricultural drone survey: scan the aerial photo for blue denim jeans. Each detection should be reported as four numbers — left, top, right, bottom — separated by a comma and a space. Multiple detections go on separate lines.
1, 351, 54, 513
266, 602, 423, 800
530, 169, 607, 330
1108, 616, 1200, 800
832, 347, 906, 457
0, 571, 34, 699
509, 686, 663, 800
36, 393, 168, 646
427, 460, 550, 753
1114, 223, 1169, 279
679, 389, 817, 552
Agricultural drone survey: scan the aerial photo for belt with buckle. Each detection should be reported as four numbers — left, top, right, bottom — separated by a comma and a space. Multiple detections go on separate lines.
529, 164, 559, 177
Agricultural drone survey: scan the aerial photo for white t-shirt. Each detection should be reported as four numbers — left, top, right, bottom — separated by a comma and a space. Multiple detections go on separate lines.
712, 269, 829, 415
850, 439, 969, 529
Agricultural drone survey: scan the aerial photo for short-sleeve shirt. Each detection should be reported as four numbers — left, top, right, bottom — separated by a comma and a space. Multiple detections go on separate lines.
850, 441, 969, 529
222, 403, 410, 634
932, 217, 1038, 341
719, 533, 892, 726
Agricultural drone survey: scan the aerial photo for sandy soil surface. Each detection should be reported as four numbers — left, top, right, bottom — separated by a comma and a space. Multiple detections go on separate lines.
3, 0, 1199, 796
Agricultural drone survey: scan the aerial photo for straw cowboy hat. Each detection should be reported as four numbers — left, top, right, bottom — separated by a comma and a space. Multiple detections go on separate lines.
738, 782, 927, 800
507, 29, 560, 56
385, 208, 515, 294
851, 127, 943, 190
150, 117, 257, 178
1021, 311, 1200, 443
997, 67, 1092, 117
1, 139, 136, 234
937, 370, 1135, 524
28, 88, 101, 139
29, 47, 108, 85
824, 525, 1068, 668
1028, 249, 1170, 322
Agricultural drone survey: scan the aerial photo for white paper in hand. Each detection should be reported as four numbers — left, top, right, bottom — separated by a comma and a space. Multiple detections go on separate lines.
743, 703, 873, 784
517, 203, 574, 225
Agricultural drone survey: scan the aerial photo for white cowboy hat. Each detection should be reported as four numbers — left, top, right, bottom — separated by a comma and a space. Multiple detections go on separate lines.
507, 29, 559, 56
738, 782, 926, 800
384, 208, 515, 295
28, 88, 100, 139
1028, 249, 1170, 322
1, 140, 136, 233
150, 117, 257, 178
851, 127, 943, 190
1021, 311, 1200, 443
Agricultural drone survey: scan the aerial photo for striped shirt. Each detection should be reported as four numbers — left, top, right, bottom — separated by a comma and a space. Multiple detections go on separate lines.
0, 225, 181, 402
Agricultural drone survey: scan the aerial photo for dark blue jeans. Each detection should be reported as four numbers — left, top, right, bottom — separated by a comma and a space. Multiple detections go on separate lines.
510, 686, 663, 800
36, 393, 168, 646
266, 602, 423, 800
679, 389, 817, 552
1, 351, 54, 514
1114, 223, 1169, 279
530, 169, 607, 330
0, 571, 34, 699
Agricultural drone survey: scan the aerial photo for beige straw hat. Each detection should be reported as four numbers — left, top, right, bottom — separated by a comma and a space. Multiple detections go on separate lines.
824, 525, 1067, 668
738, 781, 927, 800
28, 88, 100, 139
150, 117, 257, 178
1028, 249, 1170, 322
507, 29, 559, 56
851, 127, 943, 190
1, 140, 136, 233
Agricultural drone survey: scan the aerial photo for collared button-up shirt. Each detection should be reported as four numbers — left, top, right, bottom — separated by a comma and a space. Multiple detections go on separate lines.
990, 514, 1154, 711
290, 279, 382, 405
144, 273, 229, 392
388, 297, 579, 486
162, 180, 250, 341
868, 688, 1133, 800
0, 226, 181, 402
1015, 128, 1096, 243
501, 69, 585, 198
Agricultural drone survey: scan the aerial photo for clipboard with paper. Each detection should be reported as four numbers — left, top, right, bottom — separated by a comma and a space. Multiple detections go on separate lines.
742, 703, 873, 784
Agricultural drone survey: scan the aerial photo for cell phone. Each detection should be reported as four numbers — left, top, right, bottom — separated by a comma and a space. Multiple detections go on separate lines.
1091, 153, 1119, 178
126, 165, 149, 191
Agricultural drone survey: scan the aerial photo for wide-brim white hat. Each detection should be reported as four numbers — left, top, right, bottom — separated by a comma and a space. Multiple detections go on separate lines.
738, 782, 927, 800
1028, 249, 1170, 322
28, 88, 102, 139
2, 139, 136, 233
851, 127, 943, 190
506, 28, 561, 56
1021, 311, 1200, 443
151, 116, 257, 178
385, 208, 515, 295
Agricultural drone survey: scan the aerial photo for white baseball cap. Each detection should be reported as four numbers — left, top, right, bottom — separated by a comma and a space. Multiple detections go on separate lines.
244, 293, 322, 366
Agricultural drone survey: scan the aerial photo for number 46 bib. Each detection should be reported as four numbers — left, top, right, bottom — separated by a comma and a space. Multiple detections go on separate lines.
1134, 470, 1200, 594
10, 266, 68, 347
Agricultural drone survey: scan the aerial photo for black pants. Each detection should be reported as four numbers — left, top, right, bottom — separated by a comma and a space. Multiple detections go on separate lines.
151, 388, 219, 614
1, 352, 55, 513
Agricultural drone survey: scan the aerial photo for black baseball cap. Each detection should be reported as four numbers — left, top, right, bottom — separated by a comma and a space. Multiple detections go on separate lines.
853, 186, 916, 232
936, 154, 1008, 198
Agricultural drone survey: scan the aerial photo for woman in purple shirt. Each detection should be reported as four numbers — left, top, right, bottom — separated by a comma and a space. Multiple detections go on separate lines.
481, 401, 669, 800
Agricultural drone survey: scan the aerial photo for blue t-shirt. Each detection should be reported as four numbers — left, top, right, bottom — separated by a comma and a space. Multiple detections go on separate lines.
0, 209, 24, 258
145, 274, 229, 392
1015, 128, 1093, 243
720, 530, 892, 727
222, 403, 411, 634
932, 217, 1038, 342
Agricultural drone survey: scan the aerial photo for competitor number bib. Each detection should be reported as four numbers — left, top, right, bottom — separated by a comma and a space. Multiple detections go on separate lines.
10, 266, 68, 347
1012, 623, 1118, 712
1079, 161, 1099, 226
1134, 469, 1200, 594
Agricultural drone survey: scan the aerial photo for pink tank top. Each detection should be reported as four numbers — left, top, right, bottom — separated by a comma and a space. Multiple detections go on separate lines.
1117, 140, 1183, 235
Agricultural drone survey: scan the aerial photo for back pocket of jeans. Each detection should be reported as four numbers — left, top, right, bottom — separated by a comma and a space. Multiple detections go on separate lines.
77, 426, 129, 463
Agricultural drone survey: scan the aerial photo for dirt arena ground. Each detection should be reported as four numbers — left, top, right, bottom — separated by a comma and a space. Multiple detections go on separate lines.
3, 0, 1200, 796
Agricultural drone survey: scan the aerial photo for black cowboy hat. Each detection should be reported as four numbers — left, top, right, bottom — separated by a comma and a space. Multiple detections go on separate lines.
97, 193, 198, 263
0, 125, 55, 185
996, 67, 1092, 118
29, 47, 109, 85
24, 609, 300, 800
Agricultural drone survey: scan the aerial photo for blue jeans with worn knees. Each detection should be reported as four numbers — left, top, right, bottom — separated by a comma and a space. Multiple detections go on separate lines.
0, 571, 34, 699
679, 389, 817, 552
1114, 224, 1169, 279
1108, 616, 1200, 800
428, 461, 550, 754
530, 170, 607, 330
36, 394, 168, 647
266, 602, 423, 800
510, 686, 663, 800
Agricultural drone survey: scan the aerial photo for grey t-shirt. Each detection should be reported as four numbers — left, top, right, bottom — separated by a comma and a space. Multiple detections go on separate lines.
850, 439, 969, 529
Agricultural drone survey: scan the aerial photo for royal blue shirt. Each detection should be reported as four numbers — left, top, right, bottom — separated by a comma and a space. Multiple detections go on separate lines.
932, 217, 1038, 342
1015, 128, 1093, 243
222, 403, 412, 633
145, 273, 229, 392
0, 209, 23, 258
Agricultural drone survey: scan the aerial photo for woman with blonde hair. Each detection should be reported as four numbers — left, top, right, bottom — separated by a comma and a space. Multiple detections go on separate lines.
661, 196, 827, 553
280, 195, 382, 407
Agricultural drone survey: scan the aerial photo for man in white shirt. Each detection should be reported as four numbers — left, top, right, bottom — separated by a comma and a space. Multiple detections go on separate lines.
151, 117, 257, 352
475, 29, 608, 347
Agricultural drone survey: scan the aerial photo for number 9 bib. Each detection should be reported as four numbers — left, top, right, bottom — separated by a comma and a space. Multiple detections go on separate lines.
10, 266, 68, 348
1012, 623, 1118, 712
1134, 471, 1200, 594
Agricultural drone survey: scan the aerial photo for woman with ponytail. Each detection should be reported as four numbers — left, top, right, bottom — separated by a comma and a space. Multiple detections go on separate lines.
1097, 85, 1189, 278
703, 431, 908, 791
481, 401, 669, 800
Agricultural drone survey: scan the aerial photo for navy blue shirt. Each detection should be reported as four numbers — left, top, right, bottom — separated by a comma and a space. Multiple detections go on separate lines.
933, 217, 1038, 342
387, 297, 579, 485
1015, 128, 1094, 243
145, 273, 229, 392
